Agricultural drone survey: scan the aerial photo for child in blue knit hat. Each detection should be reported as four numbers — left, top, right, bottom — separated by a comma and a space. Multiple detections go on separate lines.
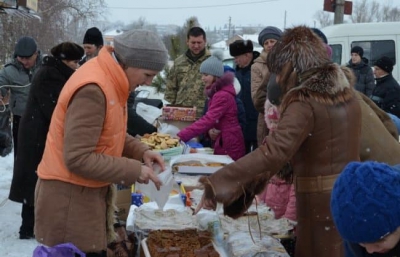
177, 53, 246, 161
331, 161, 400, 256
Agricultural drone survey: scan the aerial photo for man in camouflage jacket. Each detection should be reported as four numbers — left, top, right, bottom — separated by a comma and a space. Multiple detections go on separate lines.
164, 27, 210, 118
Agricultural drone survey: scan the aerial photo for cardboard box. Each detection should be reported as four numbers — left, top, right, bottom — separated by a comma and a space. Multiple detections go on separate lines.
115, 188, 131, 222
162, 105, 197, 121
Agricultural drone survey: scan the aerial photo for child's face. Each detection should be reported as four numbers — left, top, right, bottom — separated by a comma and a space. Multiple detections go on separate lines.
359, 227, 400, 254
201, 74, 216, 87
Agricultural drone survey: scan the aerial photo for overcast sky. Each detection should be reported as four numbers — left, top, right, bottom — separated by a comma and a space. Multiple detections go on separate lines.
104, 0, 334, 29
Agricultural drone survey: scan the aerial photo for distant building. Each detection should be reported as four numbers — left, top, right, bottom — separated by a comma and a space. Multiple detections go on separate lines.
0, 0, 39, 19
211, 34, 262, 52
103, 29, 124, 46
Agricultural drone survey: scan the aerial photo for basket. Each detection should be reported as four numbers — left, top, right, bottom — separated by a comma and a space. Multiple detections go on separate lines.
154, 143, 185, 161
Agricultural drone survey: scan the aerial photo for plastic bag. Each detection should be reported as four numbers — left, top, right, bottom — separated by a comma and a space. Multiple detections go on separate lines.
32, 243, 85, 257
136, 102, 162, 125
157, 122, 180, 137
135, 167, 175, 210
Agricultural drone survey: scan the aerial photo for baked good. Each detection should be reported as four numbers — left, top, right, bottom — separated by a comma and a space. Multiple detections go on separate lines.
171, 161, 204, 172
147, 229, 219, 257
205, 162, 225, 167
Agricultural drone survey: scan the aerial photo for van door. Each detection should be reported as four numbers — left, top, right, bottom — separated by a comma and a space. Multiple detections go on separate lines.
328, 39, 348, 66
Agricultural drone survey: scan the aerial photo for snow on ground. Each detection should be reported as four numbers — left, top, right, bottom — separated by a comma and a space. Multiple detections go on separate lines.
0, 152, 38, 256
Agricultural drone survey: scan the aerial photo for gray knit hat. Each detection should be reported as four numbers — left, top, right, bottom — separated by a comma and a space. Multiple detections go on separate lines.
114, 29, 168, 71
200, 51, 224, 77
258, 26, 282, 46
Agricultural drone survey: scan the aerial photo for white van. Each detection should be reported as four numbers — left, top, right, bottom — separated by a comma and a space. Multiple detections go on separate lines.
321, 22, 400, 81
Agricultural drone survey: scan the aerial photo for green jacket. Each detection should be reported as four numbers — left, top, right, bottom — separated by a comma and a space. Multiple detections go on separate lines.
164, 49, 210, 118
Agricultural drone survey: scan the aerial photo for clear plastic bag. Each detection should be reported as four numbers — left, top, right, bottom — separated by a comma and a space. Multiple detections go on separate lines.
135, 168, 174, 210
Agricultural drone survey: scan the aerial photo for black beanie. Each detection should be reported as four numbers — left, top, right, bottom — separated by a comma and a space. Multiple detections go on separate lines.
51, 42, 84, 61
83, 27, 104, 46
229, 40, 253, 57
14, 36, 37, 57
351, 46, 364, 57
311, 28, 328, 44
374, 56, 394, 73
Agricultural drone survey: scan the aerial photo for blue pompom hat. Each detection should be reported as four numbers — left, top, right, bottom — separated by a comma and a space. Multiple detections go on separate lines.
331, 161, 400, 243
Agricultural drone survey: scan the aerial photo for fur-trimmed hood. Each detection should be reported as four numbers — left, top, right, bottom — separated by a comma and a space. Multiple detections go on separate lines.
280, 63, 355, 112
205, 72, 235, 98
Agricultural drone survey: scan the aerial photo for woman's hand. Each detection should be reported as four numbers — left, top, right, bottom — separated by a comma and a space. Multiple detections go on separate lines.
137, 165, 162, 190
142, 150, 166, 171
194, 192, 217, 214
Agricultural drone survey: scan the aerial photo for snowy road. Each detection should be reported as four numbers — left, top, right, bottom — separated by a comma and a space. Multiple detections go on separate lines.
0, 153, 38, 256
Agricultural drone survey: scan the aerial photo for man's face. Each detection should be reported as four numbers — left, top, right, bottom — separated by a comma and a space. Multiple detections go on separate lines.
373, 66, 387, 78
17, 52, 38, 69
351, 53, 362, 64
124, 67, 159, 92
83, 44, 101, 60
234, 53, 252, 68
187, 35, 206, 55
359, 227, 400, 254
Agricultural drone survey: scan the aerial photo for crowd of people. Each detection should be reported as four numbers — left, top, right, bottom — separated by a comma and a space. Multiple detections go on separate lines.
0, 23, 399, 257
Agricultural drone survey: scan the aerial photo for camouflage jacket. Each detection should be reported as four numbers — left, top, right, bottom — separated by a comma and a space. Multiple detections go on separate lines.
164, 49, 211, 118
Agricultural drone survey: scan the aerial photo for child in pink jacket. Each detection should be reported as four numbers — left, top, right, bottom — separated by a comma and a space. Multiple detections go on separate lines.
256, 99, 297, 222
177, 54, 245, 161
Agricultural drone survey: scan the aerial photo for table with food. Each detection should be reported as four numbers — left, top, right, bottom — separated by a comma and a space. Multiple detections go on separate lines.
121, 130, 293, 257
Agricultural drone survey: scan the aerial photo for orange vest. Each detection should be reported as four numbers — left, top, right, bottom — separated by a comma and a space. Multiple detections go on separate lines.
38, 46, 129, 188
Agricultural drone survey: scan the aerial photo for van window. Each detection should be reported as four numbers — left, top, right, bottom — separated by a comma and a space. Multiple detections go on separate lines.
351, 40, 396, 66
330, 44, 342, 64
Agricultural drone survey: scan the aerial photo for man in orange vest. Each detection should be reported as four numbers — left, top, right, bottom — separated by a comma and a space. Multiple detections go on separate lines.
34, 30, 169, 257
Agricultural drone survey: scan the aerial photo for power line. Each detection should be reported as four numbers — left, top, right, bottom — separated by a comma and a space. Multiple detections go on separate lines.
107, 0, 278, 10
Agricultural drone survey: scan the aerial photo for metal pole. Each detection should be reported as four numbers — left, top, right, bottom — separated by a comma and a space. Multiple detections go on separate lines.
334, 0, 345, 24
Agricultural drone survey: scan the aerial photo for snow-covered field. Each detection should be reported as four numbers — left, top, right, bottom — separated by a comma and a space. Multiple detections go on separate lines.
0, 152, 38, 257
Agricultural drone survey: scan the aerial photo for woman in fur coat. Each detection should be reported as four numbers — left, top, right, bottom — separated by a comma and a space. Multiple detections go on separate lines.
195, 26, 362, 257
177, 55, 245, 161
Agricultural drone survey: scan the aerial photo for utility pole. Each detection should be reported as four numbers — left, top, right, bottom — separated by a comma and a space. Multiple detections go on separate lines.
284, 10, 287, 29
334, 0, 345, 24
228, 16, 232, 39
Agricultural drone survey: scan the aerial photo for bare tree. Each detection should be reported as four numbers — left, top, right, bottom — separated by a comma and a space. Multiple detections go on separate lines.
0, 0, 106, 64
350, 0, 380, 23
125, 17, 157, 33
313, 0, 400, 29
314, 10, 334, 28
380, 3, 400, 22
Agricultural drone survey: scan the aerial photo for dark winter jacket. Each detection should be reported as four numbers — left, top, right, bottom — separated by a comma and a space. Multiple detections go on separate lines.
0, 104, 12, 157
345, 240, 400, 257
347, 59, 375, 97
0, 53, 43, 116
0, 130, 12, 157
178, 72, 245, 160
235, 51, 260, 141
9, 56, 75, 205
126, 91, 157, 136
370, 74, 400, 118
